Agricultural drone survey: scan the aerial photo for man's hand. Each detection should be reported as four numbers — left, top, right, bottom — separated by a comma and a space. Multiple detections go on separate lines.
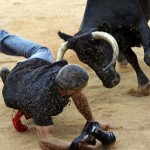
99, 122, 122, 131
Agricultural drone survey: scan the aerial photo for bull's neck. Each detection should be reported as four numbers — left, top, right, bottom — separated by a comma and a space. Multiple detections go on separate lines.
79, 0, 106, 32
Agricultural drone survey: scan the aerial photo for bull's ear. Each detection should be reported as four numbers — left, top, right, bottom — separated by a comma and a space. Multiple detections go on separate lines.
58, 31, 73, 41
67, 38, 77, 49
97, 22, 112, 33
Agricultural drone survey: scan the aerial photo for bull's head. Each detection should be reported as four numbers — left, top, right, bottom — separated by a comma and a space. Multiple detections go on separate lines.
57, 31, 120, 88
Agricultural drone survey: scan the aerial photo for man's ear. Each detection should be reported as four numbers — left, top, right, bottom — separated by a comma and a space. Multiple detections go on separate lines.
58, 31, 73, 41
97, 21, 112, 33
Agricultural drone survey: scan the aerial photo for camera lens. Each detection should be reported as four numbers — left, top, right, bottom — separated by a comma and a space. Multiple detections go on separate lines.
97, 131, 116, 145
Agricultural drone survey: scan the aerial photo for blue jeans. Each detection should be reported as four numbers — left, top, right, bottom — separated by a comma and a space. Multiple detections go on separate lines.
0, 29, 53, 63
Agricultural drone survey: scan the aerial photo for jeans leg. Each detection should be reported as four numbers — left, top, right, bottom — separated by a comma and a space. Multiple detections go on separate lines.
0, 30, 19, 56
0, 29, 53, 63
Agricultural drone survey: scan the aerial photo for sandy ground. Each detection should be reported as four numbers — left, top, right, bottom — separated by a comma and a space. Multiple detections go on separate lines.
0, 0, 150, 150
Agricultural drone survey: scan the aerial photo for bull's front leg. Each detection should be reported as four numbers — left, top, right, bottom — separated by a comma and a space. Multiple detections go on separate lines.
117, 51, 128, 68
137, 19, 150, 66
122, 47, 150, 96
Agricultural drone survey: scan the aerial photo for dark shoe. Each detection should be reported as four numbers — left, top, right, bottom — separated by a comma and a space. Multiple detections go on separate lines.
0, 67, 10, 83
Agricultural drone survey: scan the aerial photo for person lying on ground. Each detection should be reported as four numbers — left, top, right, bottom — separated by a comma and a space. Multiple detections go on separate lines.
0, 29, 116, 150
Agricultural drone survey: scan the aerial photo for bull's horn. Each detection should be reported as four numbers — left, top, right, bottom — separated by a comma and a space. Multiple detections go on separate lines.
56, 41, 68, 61
92, 31, 119, 71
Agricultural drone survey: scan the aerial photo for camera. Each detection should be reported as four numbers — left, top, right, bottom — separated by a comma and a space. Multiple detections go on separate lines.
85, 121, 116, 146
69, 121, 116, 150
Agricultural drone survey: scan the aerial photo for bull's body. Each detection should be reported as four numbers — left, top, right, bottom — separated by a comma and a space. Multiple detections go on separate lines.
80, 0, 149, 31
140, 0, 150, 21
59, 0, 150, 90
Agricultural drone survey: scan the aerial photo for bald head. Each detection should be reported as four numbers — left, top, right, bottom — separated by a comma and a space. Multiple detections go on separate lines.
55, 64, 89, 90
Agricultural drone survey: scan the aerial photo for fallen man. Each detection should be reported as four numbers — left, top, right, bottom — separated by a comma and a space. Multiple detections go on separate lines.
0, 29, 116, 150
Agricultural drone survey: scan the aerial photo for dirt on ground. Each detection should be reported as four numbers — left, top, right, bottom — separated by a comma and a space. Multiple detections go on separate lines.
0, 0, 150, 150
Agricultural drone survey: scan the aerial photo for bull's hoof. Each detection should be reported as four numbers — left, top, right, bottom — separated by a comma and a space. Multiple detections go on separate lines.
144, 52, 150, 67
127, 82, 150, 97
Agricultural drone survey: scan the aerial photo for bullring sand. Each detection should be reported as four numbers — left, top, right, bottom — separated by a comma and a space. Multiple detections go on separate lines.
0, 0, 150, 149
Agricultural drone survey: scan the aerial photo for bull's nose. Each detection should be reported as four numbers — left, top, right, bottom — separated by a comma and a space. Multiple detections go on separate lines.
112, 77, 120, 86
103, 76, 120, 88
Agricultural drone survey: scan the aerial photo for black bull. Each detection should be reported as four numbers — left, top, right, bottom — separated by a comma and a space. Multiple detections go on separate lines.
58, 0, 150, 89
